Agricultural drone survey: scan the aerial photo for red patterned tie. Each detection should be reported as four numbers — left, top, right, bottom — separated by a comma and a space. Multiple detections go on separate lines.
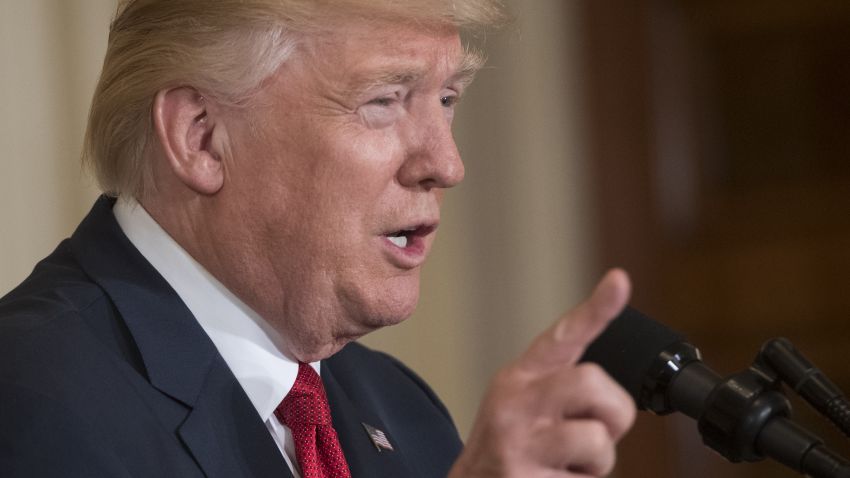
275, 362, 352, 478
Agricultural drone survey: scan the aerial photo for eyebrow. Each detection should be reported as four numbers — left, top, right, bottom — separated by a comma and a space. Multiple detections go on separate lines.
453, 47, 486, 89
343, 47, 486, 96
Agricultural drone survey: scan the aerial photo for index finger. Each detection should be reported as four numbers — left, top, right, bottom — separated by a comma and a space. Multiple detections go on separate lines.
519, 268, 631, 372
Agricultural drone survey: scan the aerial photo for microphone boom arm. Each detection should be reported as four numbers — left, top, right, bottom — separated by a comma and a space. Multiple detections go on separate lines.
581, 308, 850, 478
665, 340, 850, 477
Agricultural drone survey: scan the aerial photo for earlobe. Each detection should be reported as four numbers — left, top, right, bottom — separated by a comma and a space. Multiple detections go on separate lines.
152, 87, 225, 195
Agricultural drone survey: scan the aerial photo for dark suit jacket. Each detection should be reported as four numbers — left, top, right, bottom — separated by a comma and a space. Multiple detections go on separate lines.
0, 196, 463, 477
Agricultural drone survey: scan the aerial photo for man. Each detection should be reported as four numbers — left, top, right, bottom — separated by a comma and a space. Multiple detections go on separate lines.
0, 1, 635, 477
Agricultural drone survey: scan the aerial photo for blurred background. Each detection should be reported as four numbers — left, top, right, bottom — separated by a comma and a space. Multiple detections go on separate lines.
2, 1, 849, 477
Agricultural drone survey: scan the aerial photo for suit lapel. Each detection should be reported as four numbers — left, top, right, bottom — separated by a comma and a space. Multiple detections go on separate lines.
70, 197, 291, 478
177, 357, 294, 478
71, 197, 215, 406
322, 362, 416, 478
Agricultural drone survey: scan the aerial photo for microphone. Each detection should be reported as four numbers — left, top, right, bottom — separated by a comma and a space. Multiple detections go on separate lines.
580, 307, 850, 478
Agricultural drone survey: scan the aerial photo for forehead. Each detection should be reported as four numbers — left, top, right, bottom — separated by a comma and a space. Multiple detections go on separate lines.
298, 20, 471, 88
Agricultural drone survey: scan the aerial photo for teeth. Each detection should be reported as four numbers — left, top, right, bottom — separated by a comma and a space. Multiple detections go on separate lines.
387, 235, 408, 248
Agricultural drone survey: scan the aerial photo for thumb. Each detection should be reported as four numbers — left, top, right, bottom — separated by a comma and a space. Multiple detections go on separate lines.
519, 268, 631, 372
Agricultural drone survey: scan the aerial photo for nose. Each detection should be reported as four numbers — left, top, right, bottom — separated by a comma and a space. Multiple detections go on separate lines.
396, 105, 465, 190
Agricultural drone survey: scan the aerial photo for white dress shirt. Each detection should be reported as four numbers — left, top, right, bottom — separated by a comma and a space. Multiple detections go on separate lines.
114, 197, 315, 477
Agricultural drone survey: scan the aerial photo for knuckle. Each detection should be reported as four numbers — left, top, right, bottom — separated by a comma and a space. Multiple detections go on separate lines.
556, 421, 616, 476
581, 422, 617, 476
480, 364, 533, 426
571, 362, 609, 390
612, 397, 638, 439
577, 361, 607, 380
594, 449, 617, 477
583, 421, 612, 452
491, 364, 522, 392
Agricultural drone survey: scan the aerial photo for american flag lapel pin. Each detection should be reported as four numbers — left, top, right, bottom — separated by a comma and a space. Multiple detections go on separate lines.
361, 422, 394, 452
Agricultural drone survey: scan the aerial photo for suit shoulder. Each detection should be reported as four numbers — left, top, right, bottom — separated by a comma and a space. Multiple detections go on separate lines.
0, 239, 105, 327
0, 239, 144, 383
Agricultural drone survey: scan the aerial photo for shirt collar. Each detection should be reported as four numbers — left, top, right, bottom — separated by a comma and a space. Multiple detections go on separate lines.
113, 197, 319, 421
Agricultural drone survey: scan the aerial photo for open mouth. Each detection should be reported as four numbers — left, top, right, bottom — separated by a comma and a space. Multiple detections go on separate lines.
384, 224, 436, 249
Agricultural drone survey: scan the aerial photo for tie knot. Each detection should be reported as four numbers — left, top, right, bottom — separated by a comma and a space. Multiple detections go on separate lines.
276, 362, 332, 426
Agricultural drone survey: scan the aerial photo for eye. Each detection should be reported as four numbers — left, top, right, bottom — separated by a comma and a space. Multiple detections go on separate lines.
440, 95, 459, 108
368, 96, 398, 107
359, 93, 404, 128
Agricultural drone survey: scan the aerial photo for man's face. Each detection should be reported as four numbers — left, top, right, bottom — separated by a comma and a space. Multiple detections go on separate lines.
216, 20, 473, 360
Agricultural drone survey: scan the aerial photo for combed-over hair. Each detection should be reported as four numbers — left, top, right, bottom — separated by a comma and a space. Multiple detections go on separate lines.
82, 0, 506, 199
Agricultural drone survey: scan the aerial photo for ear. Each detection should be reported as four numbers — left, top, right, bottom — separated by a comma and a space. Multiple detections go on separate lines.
152, 87, 225, 195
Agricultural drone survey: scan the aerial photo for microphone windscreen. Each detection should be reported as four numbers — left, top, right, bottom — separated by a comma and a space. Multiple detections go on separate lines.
580, 307, 684, 406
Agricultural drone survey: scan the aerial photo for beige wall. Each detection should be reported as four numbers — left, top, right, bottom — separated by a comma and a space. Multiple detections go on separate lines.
0, 0, 598, 439
0, 0, 111, 289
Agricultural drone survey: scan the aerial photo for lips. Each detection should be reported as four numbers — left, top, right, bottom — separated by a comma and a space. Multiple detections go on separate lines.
385, 224, 436, 248
380, 222, 438, 268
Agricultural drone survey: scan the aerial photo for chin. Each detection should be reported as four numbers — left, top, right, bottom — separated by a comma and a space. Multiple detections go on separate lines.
347, 301, 417, 335
363, 283, 420, 328
340, 271, 421, 323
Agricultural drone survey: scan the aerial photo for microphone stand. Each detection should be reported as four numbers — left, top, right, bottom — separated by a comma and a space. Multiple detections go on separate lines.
759, 338, 850, 439
663, 338, 850, 478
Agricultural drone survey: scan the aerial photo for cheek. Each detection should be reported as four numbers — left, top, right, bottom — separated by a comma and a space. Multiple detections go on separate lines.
343, 125, 404, 172
235, 115, 405, 255
312, 138, 403, 210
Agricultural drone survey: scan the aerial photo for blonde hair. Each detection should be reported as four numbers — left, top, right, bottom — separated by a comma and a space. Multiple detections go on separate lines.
82, 0, 506, 199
